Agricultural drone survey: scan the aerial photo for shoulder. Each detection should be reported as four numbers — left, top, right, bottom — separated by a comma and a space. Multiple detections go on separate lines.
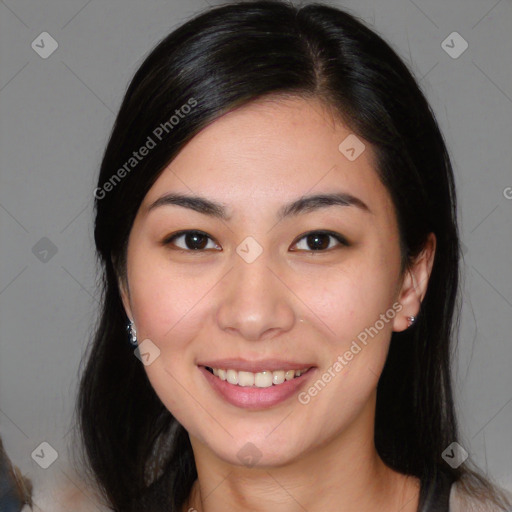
20, 469, 111, 512
449, 480, 512, 512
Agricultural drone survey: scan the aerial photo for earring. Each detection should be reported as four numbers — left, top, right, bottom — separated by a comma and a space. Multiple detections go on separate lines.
407, 316, 416, 327
127, 320, 138, 346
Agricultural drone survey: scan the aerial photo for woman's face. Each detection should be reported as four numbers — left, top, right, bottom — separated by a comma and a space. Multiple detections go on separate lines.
120, 96, 426, 468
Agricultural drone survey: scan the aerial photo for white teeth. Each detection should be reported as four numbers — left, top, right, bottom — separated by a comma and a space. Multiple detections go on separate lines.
207, 367, 310, 388
254, 371, 273, 388
226, 369, 238, 385
238, 371, 254, 387
273, 370, 285, 385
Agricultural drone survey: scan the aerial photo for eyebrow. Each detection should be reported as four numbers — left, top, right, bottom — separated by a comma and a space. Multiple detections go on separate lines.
147, 191, 372, 220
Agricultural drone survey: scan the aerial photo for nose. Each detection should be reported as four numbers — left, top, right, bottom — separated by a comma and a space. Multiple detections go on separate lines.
216, 251, 296, 341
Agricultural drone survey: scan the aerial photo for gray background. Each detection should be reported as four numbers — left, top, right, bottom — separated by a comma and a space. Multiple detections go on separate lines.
1, 0, 511, 501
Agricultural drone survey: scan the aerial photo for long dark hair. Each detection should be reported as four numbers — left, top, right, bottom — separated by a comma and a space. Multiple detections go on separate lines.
72, 1, 511, 510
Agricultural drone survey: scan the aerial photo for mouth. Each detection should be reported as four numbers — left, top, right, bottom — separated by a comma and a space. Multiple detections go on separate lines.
198, 363, 317, 410
203, 366, 313, 388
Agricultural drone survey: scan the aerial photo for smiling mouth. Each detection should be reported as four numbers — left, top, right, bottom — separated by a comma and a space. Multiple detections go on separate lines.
204, 366, 313, 388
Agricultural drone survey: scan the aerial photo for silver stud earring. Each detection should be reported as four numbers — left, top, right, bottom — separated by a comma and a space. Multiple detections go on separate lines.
407, 316, 416, 327
127, 320, 138, 346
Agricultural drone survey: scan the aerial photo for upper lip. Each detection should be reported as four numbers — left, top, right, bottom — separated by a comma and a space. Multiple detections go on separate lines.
198, 358, 315, 373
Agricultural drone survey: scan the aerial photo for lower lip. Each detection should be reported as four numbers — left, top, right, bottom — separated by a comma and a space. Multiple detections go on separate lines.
199, 366, 316, 410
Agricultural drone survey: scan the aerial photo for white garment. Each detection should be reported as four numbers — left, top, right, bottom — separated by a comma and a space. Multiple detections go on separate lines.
19, 470, 111, 512
449, 480, 512, 512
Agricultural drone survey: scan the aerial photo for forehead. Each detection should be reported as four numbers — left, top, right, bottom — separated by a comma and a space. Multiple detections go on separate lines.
141, 95, 394, 221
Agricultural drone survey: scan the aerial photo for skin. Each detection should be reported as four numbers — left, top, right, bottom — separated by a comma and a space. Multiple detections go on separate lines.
119, 95, 436, 512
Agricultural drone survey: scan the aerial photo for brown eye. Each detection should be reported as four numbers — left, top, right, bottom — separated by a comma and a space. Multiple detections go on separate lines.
290, 231, 349, 252
163, 230, 220, 251
162, 229, 348, 253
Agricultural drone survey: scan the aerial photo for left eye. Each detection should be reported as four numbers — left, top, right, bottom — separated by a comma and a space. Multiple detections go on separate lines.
290, 231, 348, 252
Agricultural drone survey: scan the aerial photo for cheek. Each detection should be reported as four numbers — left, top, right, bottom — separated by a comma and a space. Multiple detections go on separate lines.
296, 252, 398, 344
127, 246, 208, 344
293, 247, 399, 403
125, 250, 207, 418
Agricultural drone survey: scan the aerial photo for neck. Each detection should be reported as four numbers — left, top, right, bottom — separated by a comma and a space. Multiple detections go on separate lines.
182, 398, 419, 512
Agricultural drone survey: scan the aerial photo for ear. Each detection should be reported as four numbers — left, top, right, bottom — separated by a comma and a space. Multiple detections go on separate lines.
118, 276, 133, 323
393, 232, 436, 332
112, 255, 133, 323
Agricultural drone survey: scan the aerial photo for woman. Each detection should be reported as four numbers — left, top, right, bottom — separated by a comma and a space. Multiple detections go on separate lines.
52, 1, 510, 511
1, 436, 33, 511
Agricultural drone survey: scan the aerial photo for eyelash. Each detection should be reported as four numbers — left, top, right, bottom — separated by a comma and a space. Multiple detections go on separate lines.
162, 230, 349, 254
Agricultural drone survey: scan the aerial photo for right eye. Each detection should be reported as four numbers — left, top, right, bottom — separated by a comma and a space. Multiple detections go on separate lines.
162, 230, 221, 252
